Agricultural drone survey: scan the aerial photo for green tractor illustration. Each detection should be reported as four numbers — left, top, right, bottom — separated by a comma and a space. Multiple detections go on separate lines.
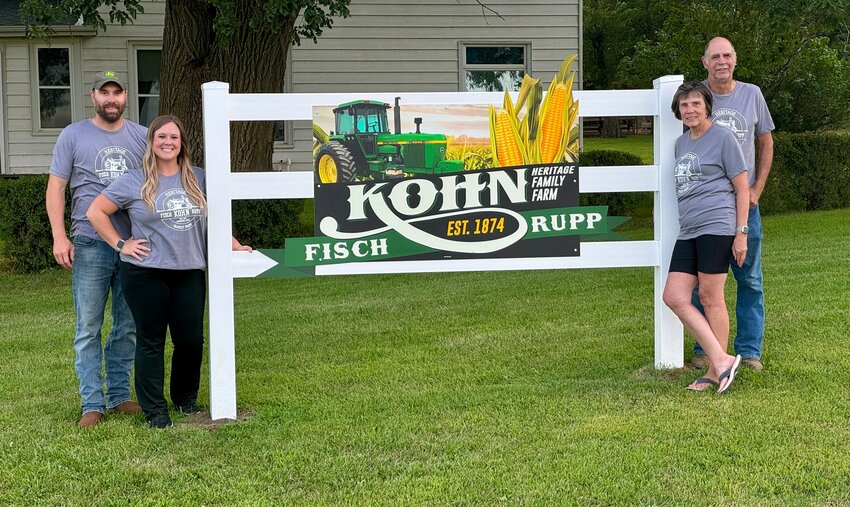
315, 98, 464, 183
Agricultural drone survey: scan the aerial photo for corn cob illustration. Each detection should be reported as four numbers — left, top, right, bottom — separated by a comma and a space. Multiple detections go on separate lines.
489, 90, 527, 167
313, 123, 330, 158
488, 54, 579, 167
535, 54, 579, 164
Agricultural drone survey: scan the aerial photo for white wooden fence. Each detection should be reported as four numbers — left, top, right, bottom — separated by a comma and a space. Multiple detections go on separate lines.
202, 75, 685, 421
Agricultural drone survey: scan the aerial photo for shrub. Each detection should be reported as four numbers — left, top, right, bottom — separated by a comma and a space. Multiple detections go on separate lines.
0, 175, 311, 273
579, 149, 652, 217
760, 131, 850, 215
0, 175, 62, 272
231, 199, 312, 248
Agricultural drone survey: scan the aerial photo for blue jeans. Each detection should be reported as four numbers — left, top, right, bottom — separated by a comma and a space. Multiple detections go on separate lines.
72, 236, 137, 413
693, 206, 765, 359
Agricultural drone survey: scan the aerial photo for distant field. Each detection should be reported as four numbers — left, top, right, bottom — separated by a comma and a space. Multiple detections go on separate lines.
582, 135, 654, 164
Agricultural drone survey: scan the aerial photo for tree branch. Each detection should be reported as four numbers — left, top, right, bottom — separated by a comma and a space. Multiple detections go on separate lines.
456, 0, 504, 24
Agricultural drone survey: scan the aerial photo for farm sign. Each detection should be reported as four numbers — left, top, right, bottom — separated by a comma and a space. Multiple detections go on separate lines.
253, 55, 624, 276
293, 161, 602, 265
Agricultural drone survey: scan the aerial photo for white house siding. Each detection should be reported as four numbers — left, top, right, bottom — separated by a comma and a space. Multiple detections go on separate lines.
2, 0, 580, 174
2, 1, 165, 174
281, 0, 580, 171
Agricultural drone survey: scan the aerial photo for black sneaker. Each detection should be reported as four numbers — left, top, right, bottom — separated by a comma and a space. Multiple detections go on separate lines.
177, 402, 201, 415
147, 414, 173, 429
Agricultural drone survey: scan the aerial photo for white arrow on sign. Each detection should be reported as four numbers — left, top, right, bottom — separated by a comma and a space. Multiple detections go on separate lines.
232, 250, 278, 278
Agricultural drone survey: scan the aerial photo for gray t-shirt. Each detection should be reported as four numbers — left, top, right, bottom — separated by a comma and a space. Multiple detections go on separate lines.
103, 167, 208, 270
674, 124, 747, 239
704, 80, 775, 186
49, 118, 147, 240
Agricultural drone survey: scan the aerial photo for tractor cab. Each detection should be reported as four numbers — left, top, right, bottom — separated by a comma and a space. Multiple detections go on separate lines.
334, 101, 390, 158
334, 100, 390, 135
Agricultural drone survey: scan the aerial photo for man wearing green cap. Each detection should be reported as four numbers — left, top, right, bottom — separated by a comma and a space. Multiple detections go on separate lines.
46, 71, 148, 428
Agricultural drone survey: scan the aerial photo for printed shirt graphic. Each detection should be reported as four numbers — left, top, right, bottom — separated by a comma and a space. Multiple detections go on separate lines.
673, 125, 747, 239
705, 81, 775, 186
94, 145, 133, 184
48, 118, 147, 240
712, 108, 749, 144
674, 152, 703, 197
102, 167, 208, 270
156, 188, 204, 231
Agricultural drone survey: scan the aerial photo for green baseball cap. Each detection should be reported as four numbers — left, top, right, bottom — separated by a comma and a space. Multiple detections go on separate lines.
92, 70, 126, 91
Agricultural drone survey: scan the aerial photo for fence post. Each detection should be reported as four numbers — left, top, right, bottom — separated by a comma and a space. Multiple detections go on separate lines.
202, 81, 238, 420
653, 75, 684, 368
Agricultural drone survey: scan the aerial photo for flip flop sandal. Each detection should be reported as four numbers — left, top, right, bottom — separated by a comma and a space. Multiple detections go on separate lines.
717, 355, 743, 394
686, 376, 718, 391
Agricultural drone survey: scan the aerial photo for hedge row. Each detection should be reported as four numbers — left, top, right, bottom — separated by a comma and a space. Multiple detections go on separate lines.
759, 131, 850, 214
0, 175, 310, 273
0, 175, 58, 272
578, 149, 652, 217
578, 131, 850, 218
1, 132, 848, 272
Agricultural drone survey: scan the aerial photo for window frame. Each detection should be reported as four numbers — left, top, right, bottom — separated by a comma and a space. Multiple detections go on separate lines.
458, 42, 532, 92
273, 50, 294, 150
30, 43, 81, 134
128, 42, 162, 127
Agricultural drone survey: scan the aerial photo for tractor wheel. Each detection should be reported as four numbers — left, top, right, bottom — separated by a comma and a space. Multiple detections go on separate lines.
316, 142, 356, 184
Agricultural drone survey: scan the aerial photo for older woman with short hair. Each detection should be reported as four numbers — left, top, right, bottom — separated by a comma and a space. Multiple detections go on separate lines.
663, 81, 749, 393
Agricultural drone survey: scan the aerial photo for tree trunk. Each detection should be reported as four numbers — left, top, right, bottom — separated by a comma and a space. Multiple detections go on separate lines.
159, 0, 296, 171
601, 117, 622, 138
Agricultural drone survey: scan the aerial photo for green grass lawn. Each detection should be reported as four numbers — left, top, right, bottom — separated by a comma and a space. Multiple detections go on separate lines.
583, 135, 654, 164
2, 208, 850, 505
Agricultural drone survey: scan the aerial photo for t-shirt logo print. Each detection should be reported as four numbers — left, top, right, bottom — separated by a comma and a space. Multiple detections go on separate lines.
156, 188, 202, 231
95, 146, 132, 184
675, 152, 703, 196
712, 108, 749, 144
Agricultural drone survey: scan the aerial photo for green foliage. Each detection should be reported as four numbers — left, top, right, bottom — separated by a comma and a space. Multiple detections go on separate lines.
232, 199, 313, 249
577, 132, 850, 218
585, 0, 850, 132
580, 149, 643, 168
579, 150, 652, 216
0, 175, 62, 273
21, 0, 351, 47
583, 0, 661, 90
20, 0, 144, 38
761, 131, 850, 214
0, 177, 311, 272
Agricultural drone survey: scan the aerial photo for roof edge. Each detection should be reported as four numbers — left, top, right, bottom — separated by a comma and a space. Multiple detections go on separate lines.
0, 25, 97, 38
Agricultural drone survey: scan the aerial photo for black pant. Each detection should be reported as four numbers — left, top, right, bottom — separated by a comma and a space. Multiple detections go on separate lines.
120, 262, 206, 419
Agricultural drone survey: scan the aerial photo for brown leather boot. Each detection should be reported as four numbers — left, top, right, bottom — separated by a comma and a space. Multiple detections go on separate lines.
111, 401, 143, 415
78, 411, 103, 428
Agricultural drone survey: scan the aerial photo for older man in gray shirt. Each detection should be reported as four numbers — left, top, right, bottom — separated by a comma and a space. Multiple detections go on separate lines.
692, 37, 775, 371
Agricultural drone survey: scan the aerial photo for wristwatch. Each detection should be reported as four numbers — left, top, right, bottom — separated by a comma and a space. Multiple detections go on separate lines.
736, 226, 749, 234
114, 239, 126, 252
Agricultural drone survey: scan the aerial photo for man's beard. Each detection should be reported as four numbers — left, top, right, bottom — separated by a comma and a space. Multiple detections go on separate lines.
95, 101, 125, 123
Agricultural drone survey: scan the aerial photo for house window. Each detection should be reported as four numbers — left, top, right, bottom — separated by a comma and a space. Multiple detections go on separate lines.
273, 121, 288, 144
273, 51, 294, 149
37, 47, 72, 129
461, 44, 529, 92
135, 49, 161, 126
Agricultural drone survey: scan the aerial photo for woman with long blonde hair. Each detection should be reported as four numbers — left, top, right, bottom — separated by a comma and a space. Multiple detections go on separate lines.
88, 115, 251, 428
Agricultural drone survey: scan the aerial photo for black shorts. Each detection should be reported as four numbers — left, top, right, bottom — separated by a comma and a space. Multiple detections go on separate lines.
669, 235, 734, 275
